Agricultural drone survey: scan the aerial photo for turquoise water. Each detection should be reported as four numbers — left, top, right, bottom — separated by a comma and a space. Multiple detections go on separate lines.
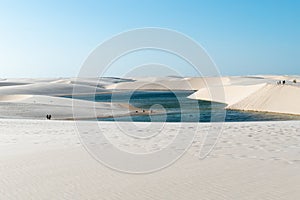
66, 91, 300, 122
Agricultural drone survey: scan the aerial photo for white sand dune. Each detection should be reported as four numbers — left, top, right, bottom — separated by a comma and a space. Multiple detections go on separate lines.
0, 77, 136, 95
0, 76, 300, 199
228, 84, 300, 115
0, 95, 137, 120
185, 76, 232, 88
2, 78, 62, 83
106, 77, 193, 90
106, 77, 228, 90
258, 75, 300, 81
188, 75, 300, 115
188, 83, 266, 105
0, 82, 107, 96
0, 94, 33, 102
71, 77, 135, 88
0, 75, 300, 118
106, 76, 285, 91
50, 79, 72, 84
0, 119, 299, 199
0, 77, 148, 120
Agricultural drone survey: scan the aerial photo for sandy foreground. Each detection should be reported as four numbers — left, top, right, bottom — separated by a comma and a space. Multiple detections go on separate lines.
0, 119, 300, 199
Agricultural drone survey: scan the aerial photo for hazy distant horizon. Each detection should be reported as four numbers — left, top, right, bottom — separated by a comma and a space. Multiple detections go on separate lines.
1, 74, 300, 80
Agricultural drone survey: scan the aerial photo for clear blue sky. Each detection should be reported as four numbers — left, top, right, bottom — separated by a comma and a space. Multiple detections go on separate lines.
0, 0, 299, 77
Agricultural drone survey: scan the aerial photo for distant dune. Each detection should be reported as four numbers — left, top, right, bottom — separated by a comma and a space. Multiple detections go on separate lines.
188, 83, 266, 105
188, 75, 300, 115
227, 84, 300, 115
0, 94, 138, 120
0, 82, 108, 96
0, 77, 141, 120
0, 75, 300, 120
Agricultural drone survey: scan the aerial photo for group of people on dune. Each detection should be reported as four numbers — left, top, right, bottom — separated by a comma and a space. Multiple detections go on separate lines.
277, 79, 297, 85
277, 80, 286, 85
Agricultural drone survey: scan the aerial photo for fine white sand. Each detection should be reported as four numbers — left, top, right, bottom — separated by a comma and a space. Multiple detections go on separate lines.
227, 84, 300, 115
1, 76, 300, 119
188, 75, 300, 115
0, 76, 300, 199
0, 119, 299, 199
0, 77, 142, 120
105, 77, 230, 90
0, 94, 138, 120
188, 83, 266, 105
104, 75, 300, 116
0, 82, 107, 96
